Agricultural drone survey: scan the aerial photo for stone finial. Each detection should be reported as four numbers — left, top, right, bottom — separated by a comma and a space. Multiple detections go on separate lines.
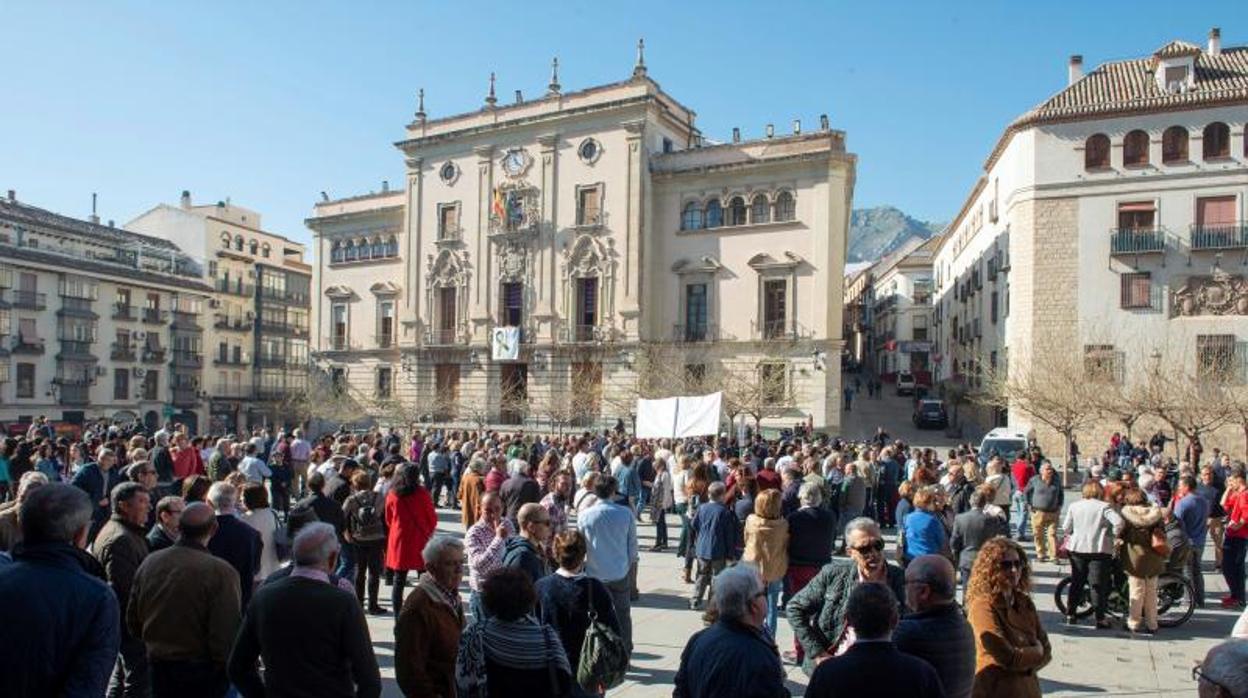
633, 38, 647, 78
485, 72, 497, 108
548, 57, 561, 95
415, 88, 426, 121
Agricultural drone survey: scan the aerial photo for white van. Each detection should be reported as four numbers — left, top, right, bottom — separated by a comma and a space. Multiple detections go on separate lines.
977, 427, 1032, 467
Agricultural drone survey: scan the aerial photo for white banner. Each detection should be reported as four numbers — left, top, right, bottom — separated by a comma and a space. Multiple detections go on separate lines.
635, 392, 723, 439
491, 326, 520, 361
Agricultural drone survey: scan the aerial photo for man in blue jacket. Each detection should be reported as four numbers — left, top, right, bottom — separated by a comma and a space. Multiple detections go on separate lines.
0, 483, 120, 696
688, 482, 740, 611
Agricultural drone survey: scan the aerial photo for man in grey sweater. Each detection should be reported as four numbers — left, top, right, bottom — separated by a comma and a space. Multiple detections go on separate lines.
1025, 462, 1065, 562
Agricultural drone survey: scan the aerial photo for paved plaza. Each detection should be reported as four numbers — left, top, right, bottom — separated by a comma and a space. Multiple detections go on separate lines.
364, 503, 1239, 697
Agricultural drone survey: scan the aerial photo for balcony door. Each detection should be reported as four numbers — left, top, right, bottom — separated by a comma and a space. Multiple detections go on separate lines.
1117, 202, 1155, 230
576, 277, 598, 341
501, 282, 523, 328
763, 279, 787, 338
685, 284, 708, 341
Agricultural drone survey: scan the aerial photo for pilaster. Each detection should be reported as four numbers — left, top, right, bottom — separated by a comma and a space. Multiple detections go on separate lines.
536, 132, 559, 342
621, 119, 646, 338
474, 145, 495, 342
404, 156, 423, 343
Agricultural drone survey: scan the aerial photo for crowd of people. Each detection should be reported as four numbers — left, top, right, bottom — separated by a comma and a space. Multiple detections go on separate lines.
0, 416, 1245, 697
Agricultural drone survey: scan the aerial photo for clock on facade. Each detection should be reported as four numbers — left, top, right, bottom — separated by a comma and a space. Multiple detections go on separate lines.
502, 149, 528, 177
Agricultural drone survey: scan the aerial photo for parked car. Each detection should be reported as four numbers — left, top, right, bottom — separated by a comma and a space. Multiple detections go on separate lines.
912, 399, 948, 429
976, 427, 1032, 468
896, 371, 916, 396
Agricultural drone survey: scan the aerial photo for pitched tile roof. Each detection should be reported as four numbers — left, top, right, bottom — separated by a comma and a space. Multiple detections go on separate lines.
1154, 39, 1203, 59
0, 197, 180, 251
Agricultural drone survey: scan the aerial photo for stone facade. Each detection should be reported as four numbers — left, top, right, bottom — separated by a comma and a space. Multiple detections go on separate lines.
310, 59, 854, 432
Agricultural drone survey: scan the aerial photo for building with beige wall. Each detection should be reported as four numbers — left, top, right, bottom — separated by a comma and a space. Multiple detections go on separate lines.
311, 50, 855, 431
868, 235, 939, 384
931, 29, 1248, 453
128, 193, 312, 433
0, 191, 212, 432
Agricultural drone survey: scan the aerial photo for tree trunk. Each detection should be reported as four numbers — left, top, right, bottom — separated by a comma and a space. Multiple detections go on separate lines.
1061, 430, 1072, 484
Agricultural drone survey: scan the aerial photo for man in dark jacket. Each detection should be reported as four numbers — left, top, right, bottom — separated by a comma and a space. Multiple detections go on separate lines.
674, 564, 789, 698
499, 458, 541, 525
228, 522, 381, 698
0, 483, 120, 697
147, 495, 185, 552
206, 482, 262, 609
806, 582, 943, 698
93, 482, 153, 698
71, 446, 122, 543
149, 433, 176, 489
949, 486, 1009, 597
894, 554, 974, 698
501, 502, 551, 585
688, 482, 740, 611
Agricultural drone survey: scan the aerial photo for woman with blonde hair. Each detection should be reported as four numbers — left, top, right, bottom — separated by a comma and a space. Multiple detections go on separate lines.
966, 536, 1050, 698
742, 489, 789, 636
901, 485, 947, 565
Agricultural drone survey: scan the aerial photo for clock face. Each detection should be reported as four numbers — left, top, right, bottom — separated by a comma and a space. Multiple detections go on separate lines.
502, 149, 526, 176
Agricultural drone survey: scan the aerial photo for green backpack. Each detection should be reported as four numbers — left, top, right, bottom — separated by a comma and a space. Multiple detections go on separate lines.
577, 579, 629, 691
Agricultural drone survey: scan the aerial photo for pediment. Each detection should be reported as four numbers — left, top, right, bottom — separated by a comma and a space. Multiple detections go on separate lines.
671, 255, 723, 275
325, 285, 357, 300
747, 251, 804, 271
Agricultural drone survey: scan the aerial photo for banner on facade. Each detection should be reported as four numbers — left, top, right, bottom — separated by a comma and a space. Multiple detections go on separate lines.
898, 341, 933, 353
635, 391, 723, 439
491, 326, 521, 361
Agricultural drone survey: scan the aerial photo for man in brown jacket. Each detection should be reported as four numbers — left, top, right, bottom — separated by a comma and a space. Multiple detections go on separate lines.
94, 482, 152, 697
395, 534, 466, 697
127, 501, 240, 698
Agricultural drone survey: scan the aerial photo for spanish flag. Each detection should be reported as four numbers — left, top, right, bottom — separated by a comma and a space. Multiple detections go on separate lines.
491, 188, 507, 220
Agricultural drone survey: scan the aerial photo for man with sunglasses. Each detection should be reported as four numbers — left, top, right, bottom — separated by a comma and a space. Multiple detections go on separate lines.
1193, 638, 1248, 698
786, 516, 906, 675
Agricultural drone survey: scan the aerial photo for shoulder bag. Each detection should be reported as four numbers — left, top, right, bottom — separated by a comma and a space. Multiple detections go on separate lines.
577, 578, 629, 691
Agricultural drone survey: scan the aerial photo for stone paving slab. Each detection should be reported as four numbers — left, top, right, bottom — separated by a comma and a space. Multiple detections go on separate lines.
365, 508, 1238, 697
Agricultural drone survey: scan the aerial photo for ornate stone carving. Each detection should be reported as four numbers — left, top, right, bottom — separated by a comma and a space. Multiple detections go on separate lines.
498, 240, 527, 282
1171, 270, 1248, 317
488, 181, 541, 235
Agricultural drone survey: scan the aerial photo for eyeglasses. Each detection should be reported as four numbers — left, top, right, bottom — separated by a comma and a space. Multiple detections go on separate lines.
849, 539, 885, 554
1000, 559, 1024, 571
1192, 664, 1230, 692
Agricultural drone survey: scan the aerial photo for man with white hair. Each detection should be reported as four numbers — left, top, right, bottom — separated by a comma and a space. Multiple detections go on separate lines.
71, 446, 123, 544
1194, 638, 1248, 698
395, 535, 466, 697
289, 428, 313, 497
674, 563, 789, 697
228, 522, 381, 698
499, 456, 541, 526
205, 482, 262, 609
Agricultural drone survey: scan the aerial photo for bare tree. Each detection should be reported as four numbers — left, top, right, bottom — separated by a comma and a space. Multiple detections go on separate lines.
1143, 343, 1236, 462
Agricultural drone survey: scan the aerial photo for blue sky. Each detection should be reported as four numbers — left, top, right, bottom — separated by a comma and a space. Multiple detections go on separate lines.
2, 2, 1242, 244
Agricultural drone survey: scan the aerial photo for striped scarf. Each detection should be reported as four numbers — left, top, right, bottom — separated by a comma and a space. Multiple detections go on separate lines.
455, 616, 571, 698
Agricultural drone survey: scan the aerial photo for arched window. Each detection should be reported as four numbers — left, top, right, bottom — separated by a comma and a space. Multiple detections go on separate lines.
249, 239, 259, 255
234, 234, 244, 251
728, 196, 747, 226
1084, 134, 1110, 169
344, 240, 357, 261
1162, 126, 1189, 163
1123, 130, 1150, 166
750, 194, 770, 224
681, 202, 703, 231
774, 191, 796, 222
385, 235, 399, 257
371, 237, 385, 258
1204, 122, 1231, 159
705, 200, 723, 228
260, 243, 271, 258
358, 239, 372, 260
220, 232, 231, 248
331, 241, 344, 263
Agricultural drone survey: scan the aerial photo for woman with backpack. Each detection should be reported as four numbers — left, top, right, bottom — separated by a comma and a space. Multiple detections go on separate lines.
345, 470, 388, 614
386, 462, 438, 618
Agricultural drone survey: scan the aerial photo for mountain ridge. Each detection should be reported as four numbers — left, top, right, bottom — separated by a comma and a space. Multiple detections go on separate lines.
849, 206, 943, 263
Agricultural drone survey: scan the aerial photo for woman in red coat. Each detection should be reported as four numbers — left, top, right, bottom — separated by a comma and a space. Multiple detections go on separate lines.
386, 462, 438, 617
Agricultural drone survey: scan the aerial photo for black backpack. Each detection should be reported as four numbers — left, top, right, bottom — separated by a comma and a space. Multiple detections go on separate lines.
350, 491, 386, 542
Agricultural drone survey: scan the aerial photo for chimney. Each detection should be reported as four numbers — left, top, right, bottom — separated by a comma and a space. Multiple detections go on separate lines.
792, 119, 801, 135
108, 220, 114, 228
514, 89, 523, 104
765, 123, 774, 139
180, 190, 191, 209
6, 189, 14, 202
820, 114, 829, 131
90, 192, 99, 224
381, 180, 389, 193
1209, 27, 1222, 56
731, 127, 741, 143
1068, 55, 1083, 86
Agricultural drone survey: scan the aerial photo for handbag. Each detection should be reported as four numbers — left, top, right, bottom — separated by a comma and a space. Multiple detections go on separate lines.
1149, 525, 1171, 558
271, 509, 292, 561
577, 579, 629, 692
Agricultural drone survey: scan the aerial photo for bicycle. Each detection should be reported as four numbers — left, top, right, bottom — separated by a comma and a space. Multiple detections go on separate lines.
1054, 566, 1195, 628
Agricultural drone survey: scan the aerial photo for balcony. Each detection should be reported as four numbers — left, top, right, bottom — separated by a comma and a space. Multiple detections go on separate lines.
255, 386, 294, 401
111, 343, 137, 361
1110, 227, 1167, 256
324, 335, 358, 352
213, 352, 251, 366
258, 320, 307, 338
11, 335, 45, 354
259, 286, 310, 306
12, 291, 46, 311
257, 354, 291, 368
752, 319, 792, 341
170, 351, 203, 369
56, 297, 97, 318
426, 328, 464, 346
142, 308, 169, 324
171, 387, 200, 408
436, 226, 463, 244
112, 303, 137, 321
57, 339, 96, 359
212, 385, 254, 400
170, 310, 201, 330
216, 280, 255, 297
141, 348, 166, 364
673, 323, 718, 343
1190, 224, 1248, 251
561, 324, 603, 344
213, 314, 252, 331
374, 333, 396, 349
58, 383, 91, 406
